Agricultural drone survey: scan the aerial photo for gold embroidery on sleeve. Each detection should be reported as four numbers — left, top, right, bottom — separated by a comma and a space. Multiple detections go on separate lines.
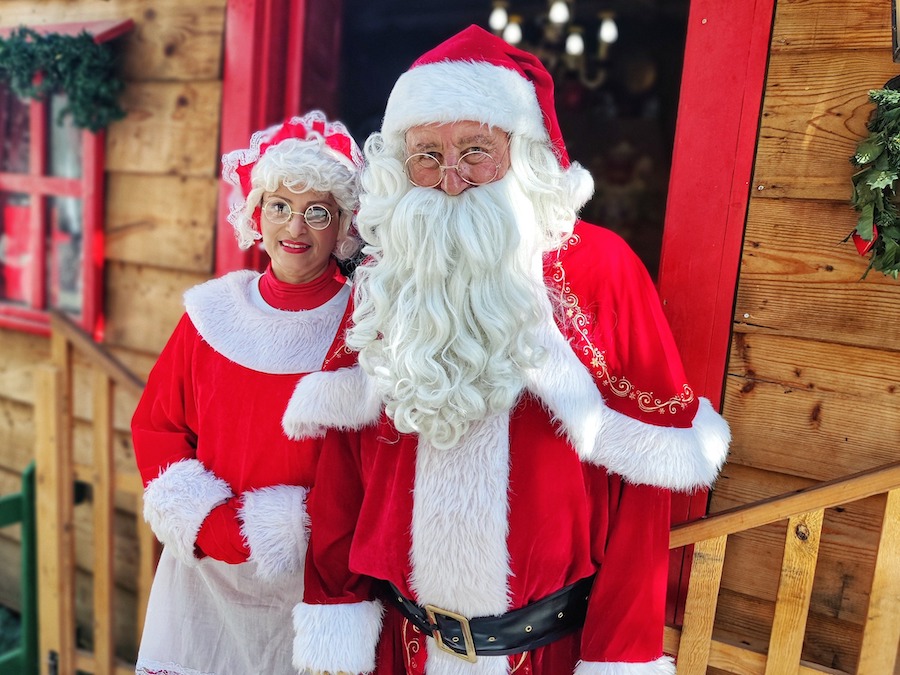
546, 234, 694, 415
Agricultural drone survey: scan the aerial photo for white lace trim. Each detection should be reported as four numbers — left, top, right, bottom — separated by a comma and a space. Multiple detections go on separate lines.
136, 658, 216, 675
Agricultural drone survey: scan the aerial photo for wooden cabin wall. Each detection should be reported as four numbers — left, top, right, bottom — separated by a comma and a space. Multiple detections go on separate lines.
0, 0, 226, 660
711, 0, 900, 670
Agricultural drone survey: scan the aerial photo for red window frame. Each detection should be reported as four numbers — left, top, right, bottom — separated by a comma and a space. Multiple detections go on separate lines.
0, 19, 132, 340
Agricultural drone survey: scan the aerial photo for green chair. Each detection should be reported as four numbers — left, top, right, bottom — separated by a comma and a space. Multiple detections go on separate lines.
0, 462, 37, 675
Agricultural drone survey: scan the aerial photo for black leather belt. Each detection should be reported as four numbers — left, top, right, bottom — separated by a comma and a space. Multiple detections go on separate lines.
385, 575, 595, 663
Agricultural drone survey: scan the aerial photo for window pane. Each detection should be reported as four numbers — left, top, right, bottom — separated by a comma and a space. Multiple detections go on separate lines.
0, 192, 33, 305
47, 195, 83, 315
0, 82, 30, 174
49, 93, 82, 179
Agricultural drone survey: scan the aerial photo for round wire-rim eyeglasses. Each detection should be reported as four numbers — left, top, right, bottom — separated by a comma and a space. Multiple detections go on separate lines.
261, 198, 336, 230
404, 150, 502, 188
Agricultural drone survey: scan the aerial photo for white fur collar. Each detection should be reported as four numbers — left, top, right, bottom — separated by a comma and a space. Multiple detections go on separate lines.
184, 270, 350, 374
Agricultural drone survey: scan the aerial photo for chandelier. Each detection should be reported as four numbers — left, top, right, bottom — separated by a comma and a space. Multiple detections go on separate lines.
488, 1, 619, 90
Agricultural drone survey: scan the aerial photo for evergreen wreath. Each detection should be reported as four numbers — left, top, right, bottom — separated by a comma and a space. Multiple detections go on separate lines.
0, 27, 125, 132
849, 85, 900, 279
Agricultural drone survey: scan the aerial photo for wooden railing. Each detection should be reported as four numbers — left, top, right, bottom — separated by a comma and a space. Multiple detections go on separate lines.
35, 310, 157, 675
664, 461, 900, 674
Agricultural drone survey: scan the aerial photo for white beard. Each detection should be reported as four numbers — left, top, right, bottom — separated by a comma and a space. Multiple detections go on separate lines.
348, 171, 556, 449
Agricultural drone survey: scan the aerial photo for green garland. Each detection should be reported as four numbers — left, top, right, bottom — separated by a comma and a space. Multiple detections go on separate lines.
849, 87, 900, 279
0, 27, 125, 132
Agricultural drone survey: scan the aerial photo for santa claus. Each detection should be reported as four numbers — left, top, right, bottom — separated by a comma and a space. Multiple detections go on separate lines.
283, 25, 729, 675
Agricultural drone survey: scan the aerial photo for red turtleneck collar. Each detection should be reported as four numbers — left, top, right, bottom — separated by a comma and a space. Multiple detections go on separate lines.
258, 259, 345, 311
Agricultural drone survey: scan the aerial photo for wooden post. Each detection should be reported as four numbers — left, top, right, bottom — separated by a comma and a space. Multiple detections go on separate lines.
675, 535, 727, 675
35, 363, 75, 675
857, 489, 900, 674
765, 509, 824, 675
92, 370, 116, 674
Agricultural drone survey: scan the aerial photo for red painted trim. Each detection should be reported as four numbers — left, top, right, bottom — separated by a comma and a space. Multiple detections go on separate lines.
0, 306, 51, 336
0, 173, 81, 197
82, 130, 106, 341
658, 0, 775, 623
659, 0, 774, 404
29, 98, 47, 310
218, 0, 311, 276
284, 0, 308, 117
262, 0, 291, 121
217, 0, 267, 276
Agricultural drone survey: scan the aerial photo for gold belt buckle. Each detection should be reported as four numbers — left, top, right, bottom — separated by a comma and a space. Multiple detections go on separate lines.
424, 604, 477, 663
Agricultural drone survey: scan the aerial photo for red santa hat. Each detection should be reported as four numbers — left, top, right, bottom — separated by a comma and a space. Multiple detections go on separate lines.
381, 24, 572, 168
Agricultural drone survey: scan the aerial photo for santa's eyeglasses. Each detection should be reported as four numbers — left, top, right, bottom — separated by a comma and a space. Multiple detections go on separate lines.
404, 150, 502, 188
261, 198, 335, 230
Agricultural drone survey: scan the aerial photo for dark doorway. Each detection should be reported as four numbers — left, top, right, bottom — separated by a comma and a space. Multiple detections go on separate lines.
338, 0, 689, 278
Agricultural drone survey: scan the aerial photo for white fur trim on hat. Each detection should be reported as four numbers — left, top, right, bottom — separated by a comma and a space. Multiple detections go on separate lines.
142, 459, 233, 566
239, 484, 310, 582
292, 600, 385, 674
382, 61, 547, 143
282, 365, 383, 440
574, 656, 676, 675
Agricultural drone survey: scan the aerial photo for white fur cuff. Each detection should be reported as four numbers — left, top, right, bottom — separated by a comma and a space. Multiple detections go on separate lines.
587, 397, 730, 492
574, 656, 675, 675
521, 315, 729, 492
292, 600, 385, 674
239, 484, 310, 581
142, 459, 233, 566
282, 365, 382, 440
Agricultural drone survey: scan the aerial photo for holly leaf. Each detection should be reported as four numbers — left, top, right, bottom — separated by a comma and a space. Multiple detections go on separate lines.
854, 139, 883, 165
867, 169, 898, 191
876, 237, 900, 272
857, 202, 875, 239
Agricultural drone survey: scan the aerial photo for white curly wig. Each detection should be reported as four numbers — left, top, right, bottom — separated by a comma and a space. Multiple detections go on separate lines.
222, 112, 364, 260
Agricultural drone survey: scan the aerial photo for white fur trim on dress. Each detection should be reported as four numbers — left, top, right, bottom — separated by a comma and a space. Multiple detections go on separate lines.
184, 271, 351, 375
574, 656, 675, 675
382, 61, 547, 145
292, 600, 385, 674
142, 459, 233, 567
282, 365, 383, 440
523, 316, 729, 492
239, 484, 310, 582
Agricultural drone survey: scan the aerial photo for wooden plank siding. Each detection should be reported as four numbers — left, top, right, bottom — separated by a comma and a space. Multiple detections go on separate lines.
711, 0, 900, 669
0, 0, 227, 663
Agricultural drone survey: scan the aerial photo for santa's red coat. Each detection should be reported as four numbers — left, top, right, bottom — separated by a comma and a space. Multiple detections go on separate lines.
286, 223, 730, 675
